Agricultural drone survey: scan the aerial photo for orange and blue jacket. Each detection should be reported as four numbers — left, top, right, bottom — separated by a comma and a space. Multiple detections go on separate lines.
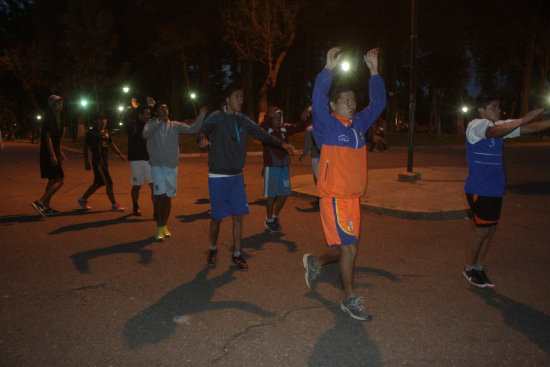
312, 68, 386, 198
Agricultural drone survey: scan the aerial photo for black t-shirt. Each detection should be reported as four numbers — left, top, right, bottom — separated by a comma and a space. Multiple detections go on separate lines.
125, 109, 149, 161
40, 111, 62, 158
86, 128, 111, 165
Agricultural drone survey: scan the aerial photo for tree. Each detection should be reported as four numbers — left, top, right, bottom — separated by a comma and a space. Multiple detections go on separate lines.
221, 0, 300, 115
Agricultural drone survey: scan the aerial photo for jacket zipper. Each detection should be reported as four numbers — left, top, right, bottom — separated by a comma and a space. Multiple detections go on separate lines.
324, 160, 329, 181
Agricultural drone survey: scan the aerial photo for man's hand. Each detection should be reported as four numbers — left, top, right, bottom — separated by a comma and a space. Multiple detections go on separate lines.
282, 142, 295, 154
60, 152, 67, 161
198, 136, 211, 149
84, 162, 91, 171
131, 97, 139, 108
364, 48, 379, 75
146, 96, 155, 107
119, 153, 126, 161
325, 47, 342, 70
50, 155, 58, 166
520, 108, 543, 125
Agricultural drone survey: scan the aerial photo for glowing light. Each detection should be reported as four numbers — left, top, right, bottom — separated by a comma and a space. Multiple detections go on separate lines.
190, 92, 197, 99
36, 115, 42, 120
118, 105, 124, 112
341, 61, 351, 72
462, 106, 468, 113
80, 99, 88, 107
122, 86, 130, 94
119, 122, 123, 126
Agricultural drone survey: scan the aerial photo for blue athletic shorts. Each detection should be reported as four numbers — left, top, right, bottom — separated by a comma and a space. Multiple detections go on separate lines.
208, 174, 249, 220
262, 166, 291, 197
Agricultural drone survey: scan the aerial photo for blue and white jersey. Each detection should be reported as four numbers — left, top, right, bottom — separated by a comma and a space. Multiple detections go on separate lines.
464, 118, 520, 197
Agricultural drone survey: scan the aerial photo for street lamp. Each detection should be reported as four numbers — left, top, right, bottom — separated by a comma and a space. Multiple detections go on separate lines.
341, 61, 351, 72
190, 92, 197, 100
36, 115, 42, 120
462, 106, 469, 113
80, 99, 88, 107
118, 105, 124, 112
122, 86, 130, 94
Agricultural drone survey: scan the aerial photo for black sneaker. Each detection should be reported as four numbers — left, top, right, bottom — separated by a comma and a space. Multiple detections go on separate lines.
478, 268, 495, 288
31, 201, 46, 217
207, 249, 217, 266
43, 207, 61, 216
462, 267, 486, 288
264, 218, 281, 232
232, 255, 248, 270
302, 254, 321, 289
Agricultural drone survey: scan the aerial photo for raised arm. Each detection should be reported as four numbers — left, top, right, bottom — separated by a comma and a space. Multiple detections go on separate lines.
354, 49, 387, 132
246, 118, 295, 153
177, 107, 207, 134
486, 108, 543, 138
142, 119, 161, 139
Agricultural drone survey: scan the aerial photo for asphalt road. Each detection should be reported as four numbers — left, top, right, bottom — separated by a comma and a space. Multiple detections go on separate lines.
1, 141, 549, 366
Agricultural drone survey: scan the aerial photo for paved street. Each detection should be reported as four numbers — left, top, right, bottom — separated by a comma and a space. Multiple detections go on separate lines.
1, 141, 550, 366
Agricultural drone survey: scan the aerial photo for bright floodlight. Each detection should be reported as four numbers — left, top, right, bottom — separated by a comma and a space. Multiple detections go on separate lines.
118, 105, 124, 112
122, 86, 130, 93
36, 115, 42, 120
80, 99, 88, 107
462, 106, 468, 113
190, 92, 197, 99
341, 61, 351, 72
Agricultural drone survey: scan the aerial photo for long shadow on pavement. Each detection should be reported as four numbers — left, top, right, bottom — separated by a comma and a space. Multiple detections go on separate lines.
471, 288, 550, 355
48, 214, 151, 234
242, 230, 296, 253
507, 181, 550, 195
176, 209, 210, 223
70, 238, 156, 273
304, 291, 382, 367
123, 265, 275, 349
0, 214, 43, 225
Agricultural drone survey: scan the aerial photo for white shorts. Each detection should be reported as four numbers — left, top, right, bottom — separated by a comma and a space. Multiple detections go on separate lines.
151, 166, 178, 197
130, 160, 152, 186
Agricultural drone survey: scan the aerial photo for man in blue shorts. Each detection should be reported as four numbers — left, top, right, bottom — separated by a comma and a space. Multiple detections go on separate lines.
260, 106, 309, 232
463, 93, 550, 288
198, 83, 295, 270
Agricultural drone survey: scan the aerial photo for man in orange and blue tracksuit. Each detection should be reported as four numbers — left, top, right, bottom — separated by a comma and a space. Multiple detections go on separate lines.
302, 47, 386, 321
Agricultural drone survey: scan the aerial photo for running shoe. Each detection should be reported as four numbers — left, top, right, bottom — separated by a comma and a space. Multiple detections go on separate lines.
77, 198, 91, 210
133, 208, 142, 216
162, 226, 172, 239
111, 203, 125, 211
478, 268, 495, 288
207, 249, 217, 266
43, 207, 61, 216
341, 297, 372, 321
154, 228, 164, 241
232, 255, 248, 270
31, 201, 46, 217
264, 218, 280, 232
303, 254, 321, 289
462, 267, 488, 288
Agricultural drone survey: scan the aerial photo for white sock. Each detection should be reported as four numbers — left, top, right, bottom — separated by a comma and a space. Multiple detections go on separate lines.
233, 251, 240, 257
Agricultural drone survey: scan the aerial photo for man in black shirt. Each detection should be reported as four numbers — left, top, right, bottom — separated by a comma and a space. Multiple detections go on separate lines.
31, 95, 66, 217
126, 100, 154, 216
77, 112, 126, 211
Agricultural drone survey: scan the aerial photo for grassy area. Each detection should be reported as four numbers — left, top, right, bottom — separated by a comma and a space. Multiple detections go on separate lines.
60, 130, 550, 155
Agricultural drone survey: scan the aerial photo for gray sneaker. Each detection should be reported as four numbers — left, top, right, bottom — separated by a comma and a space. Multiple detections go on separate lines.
302, 254, 321, 289
341, 297, 372, 321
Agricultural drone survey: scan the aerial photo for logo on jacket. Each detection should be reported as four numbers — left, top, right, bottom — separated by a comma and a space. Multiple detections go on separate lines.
338, 135, 350, 143
346, 221, 354, 233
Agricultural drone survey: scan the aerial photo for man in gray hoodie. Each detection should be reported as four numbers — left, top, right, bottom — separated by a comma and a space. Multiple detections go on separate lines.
198, 83, 294, 270
143, 103, 207, 241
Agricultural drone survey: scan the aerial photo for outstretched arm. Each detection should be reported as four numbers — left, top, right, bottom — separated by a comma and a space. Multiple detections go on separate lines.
354, 49, 387, 132
520, 119, 550, 135
486, 108, 543, 138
